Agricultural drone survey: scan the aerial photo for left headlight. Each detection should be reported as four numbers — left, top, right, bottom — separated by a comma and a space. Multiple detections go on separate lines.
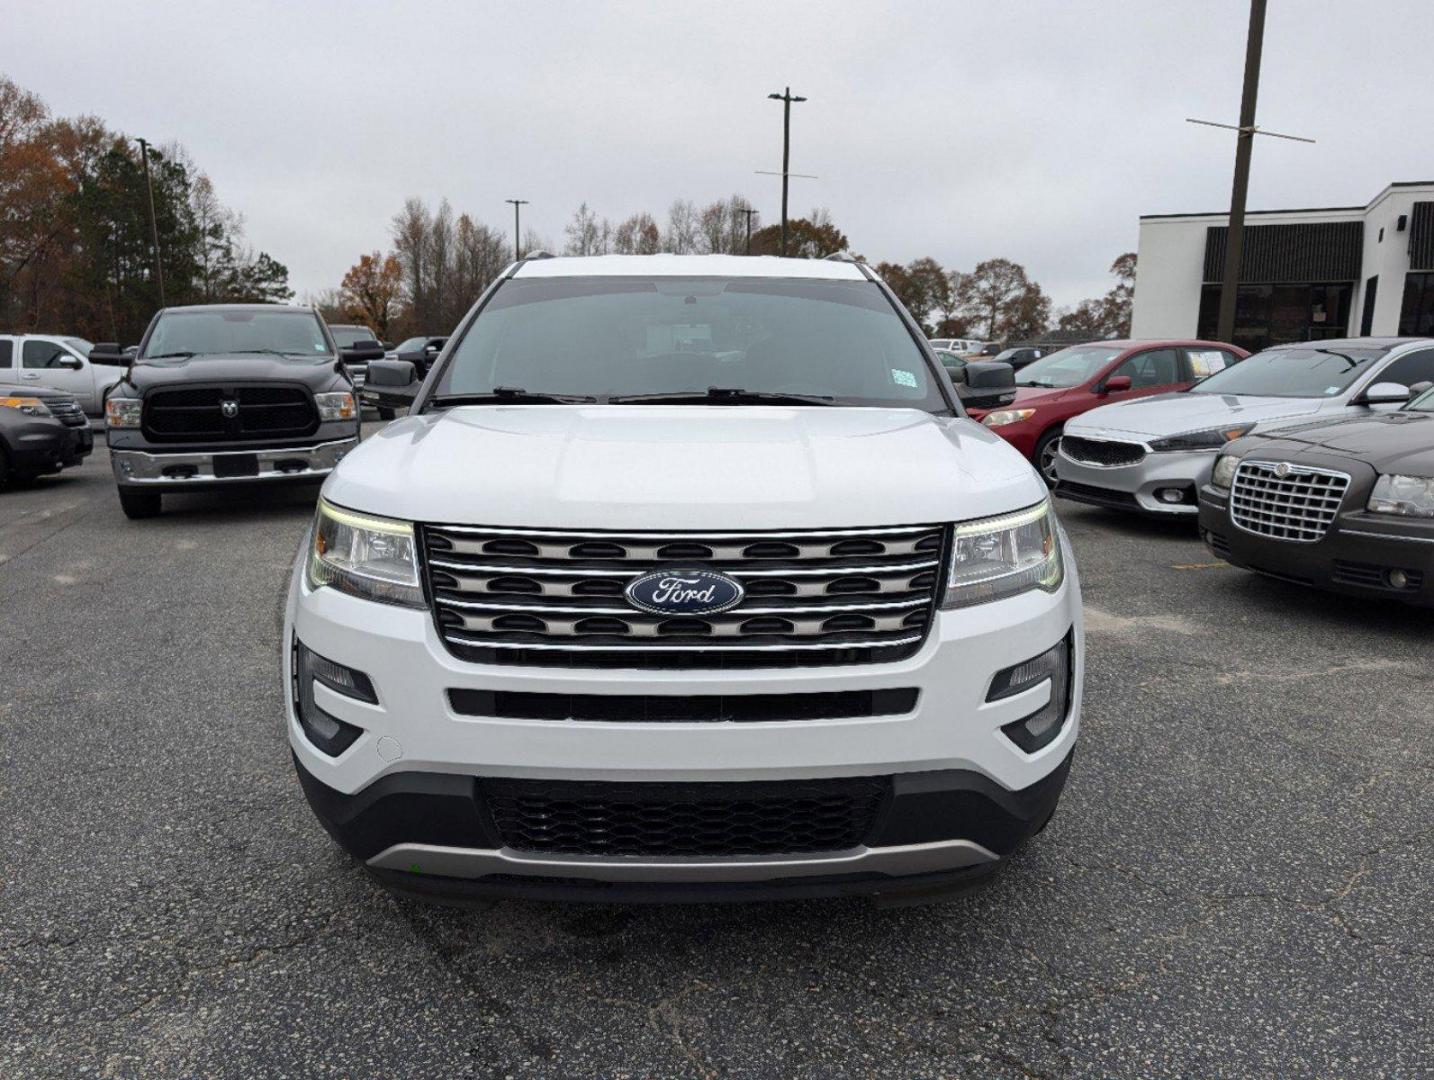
0, 395, 52, 417
1148, 424, 1253, 452
981, 408, 1036, 428
944, 499, 1063, 609
105, 397, 142, 428
315, 391, 356, 422
306, 499, 424, 607
1368, 474, 1434, 518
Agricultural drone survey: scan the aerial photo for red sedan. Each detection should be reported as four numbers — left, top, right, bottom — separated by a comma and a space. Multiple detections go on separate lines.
966, 339, 1249, 484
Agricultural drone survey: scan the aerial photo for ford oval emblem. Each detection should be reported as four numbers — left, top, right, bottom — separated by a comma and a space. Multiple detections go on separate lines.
624, 567, 746, 616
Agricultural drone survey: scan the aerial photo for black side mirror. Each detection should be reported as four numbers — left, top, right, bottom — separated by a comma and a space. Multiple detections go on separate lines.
365, 359, 419, 402
339, 339, 386, 363
90, 343, 129, 365
959, 360, 1017, 410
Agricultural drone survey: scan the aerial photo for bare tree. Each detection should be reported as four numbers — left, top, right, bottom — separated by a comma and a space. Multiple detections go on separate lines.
390, 197, 431, 325
612, 212, 659, 255
563, 202, 602, 256
663, 199, 700, 254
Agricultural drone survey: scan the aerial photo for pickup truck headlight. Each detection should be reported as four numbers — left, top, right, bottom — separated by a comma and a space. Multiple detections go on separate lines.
1147, 424, 1253, 452
1211, 453, 1240, 491
1368, 474, 1434, 518
981, 408, 1036, 428
105, 397, 142, 428
315, 392, 356, 422
0, 395, 52, 418
306, 499, 424, 607
943, 500, 1063, 608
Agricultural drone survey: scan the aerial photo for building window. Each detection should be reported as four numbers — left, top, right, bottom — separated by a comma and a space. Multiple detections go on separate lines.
1360, 276, 1378, 336
1399, 273, 1434, 336
1197, 283, 1352, 353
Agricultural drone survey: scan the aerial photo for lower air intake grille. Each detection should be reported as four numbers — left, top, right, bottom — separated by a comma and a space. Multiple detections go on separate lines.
481, 776, 891, 857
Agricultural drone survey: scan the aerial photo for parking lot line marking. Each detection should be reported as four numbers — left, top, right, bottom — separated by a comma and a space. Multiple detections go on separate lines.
1172, 561, 1230, 570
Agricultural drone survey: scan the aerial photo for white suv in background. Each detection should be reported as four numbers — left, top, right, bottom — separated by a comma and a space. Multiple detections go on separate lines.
0, 334, 123, 417
285, 254, 1084, 904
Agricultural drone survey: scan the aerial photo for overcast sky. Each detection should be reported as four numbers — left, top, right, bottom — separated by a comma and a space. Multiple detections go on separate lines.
7, 0, 1433, 309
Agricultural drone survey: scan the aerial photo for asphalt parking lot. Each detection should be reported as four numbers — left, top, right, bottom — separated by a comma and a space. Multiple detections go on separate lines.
1, 428, 1430, 1079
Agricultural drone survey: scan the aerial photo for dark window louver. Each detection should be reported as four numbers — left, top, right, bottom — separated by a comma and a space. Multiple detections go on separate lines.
1203, 221, 1363, 284
1408, 203, 1434, 272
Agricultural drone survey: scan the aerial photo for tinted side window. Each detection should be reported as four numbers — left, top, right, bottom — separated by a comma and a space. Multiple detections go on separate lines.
1111, 348, 1181, 388
1372, 349, 1434, 389
22, 340, 68, 369
0, 340, 12, 369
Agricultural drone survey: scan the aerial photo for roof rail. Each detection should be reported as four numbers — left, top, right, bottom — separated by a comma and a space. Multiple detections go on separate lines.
521, 250, 557, 261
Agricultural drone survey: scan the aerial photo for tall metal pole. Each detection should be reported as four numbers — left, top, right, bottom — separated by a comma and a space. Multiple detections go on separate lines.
739, 207, 758, 255
767, 87, 806, 256
136, 137, 166, 307
506, 198, 528, 261
1216, 0, 1267, 344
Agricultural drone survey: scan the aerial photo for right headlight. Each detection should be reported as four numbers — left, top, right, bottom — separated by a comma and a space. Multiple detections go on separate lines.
1368, 474, 1434, 518
105, 397, 142, 428
306, 499, 424, 607
943, 499, 1063, 609
1211, 453, 1240, 491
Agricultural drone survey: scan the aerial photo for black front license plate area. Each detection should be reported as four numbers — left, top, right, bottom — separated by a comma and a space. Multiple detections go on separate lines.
214, 453, 259, 479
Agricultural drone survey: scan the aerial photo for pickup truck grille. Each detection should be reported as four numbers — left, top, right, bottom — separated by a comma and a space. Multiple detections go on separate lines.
143, 384, 318, 443
1230, 461, 1350, 543
43, 396, 88, 427
420, 523, 948, 668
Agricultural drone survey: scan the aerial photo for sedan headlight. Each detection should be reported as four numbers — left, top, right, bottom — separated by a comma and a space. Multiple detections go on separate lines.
105, 397, 142, 428
981, 408, 1036, 428
315, 391, 356, 422
1368, 474, 1434, 518
1211, 453, 1240, 491
1148, 424, 1253, 452
944, 500, 1063, 608
306, 499, 424, 607
0, 395, 52, 418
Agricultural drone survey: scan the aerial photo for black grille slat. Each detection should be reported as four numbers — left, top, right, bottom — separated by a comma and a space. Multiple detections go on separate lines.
420, 523, 948, 669
142, 383, 318, 443
448, 688, 919, 723
1060, 436, 1146, 468
482, 776, 891, 856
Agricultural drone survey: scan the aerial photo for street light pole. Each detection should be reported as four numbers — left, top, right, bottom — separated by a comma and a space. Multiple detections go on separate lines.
136, 137, 166, 307
506, 198, 529, 261
767, 87, 806, 256
739, 207, 758, 255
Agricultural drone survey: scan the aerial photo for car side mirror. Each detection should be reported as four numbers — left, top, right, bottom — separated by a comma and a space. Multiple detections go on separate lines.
89, 343, 129, 365
57, 354, 83, 370
959, 360, 1017, 410
1102, 375, 1132, 394
1360, 381, 1411, 405
365, 359, 419, 402
339, 340, 386, 363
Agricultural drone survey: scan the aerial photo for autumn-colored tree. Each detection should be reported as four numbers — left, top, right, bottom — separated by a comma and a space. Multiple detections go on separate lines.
749, 209, 848, 259
1057, 253, 1136, 338
340, 252, 403, 339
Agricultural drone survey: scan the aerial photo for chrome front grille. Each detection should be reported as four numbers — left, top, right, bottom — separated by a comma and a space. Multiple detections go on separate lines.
45, 397, 87, 427
1230, 461, 1350, 543
420, 523, 947, 668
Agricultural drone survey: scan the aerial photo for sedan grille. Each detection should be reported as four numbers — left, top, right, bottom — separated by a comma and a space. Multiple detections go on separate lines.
143, 383, 318, 442
1230, 461, 1351, 543
1061, 435, 1146, 468
420, 523, 947, 668
481, 776, 890, 857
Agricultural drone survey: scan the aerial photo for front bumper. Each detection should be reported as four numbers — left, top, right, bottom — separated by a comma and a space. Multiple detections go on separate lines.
5, 417, 76, 475
1199, 486, 1434, 605
111, 437, 357, 487
283, 530, 1083, 892
1054, 442, 1215, 515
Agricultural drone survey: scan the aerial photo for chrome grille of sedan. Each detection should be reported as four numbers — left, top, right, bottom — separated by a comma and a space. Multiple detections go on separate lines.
1229, 461, 1351, 543
420, 523, 948, 668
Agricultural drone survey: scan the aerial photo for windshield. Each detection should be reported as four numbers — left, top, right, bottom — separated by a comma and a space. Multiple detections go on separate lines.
1190, 346, 1385, 398
64, 337, 94, 356
1016, 346, 1122, 388
394, 336, 427, 352
141, 309, 332, 359
434, 276, 947, 411
329, 325, 376, 347
1409, 386, 1434, 412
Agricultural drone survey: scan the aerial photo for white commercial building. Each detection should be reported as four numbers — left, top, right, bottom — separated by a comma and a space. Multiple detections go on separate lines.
1131, 181, 1434, 352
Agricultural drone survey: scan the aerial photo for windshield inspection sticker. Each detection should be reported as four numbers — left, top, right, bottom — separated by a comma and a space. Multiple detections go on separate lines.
1325, 386, 1341, 395
891, 368, 918, 388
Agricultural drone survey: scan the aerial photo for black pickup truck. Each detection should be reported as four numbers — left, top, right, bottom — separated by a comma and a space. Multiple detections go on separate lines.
97, 304, 372, 519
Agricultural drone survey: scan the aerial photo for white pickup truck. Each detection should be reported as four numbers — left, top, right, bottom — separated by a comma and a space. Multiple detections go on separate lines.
0, 334, 124, 417
285, 254, 1084, 904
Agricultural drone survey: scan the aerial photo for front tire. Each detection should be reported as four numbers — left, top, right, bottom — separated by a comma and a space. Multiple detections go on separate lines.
1035, 428, 1063, 487
118, 486, 162, 519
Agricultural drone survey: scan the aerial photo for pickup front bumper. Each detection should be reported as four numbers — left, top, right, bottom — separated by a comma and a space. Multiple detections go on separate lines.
111, 437, 357, 488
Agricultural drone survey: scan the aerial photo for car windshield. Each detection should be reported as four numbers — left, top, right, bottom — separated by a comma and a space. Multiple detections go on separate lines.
330, 326, 376, 347
1408, 386, 1434, 412
1189, 346, 1385, 398
141, 309, 331, 359
930, 339, 953, 350
1015, 346, 1123, 388
394, 336, 428, 352
64, 337, 94, 356
434, 276, 947, 411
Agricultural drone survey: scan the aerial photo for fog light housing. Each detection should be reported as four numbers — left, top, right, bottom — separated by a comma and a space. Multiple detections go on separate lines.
1158, 487, 1186, 504
1388, 569, 1409, 590
293, 641, 374, 756
990, 633, 1072, 753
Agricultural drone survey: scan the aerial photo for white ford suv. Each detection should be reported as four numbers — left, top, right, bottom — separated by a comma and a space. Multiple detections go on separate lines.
284, 254, 1084, 903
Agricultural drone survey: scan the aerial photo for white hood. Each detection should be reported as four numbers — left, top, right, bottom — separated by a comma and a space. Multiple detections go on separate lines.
324, 405, 1045, 530
1066, 392, 1328, 441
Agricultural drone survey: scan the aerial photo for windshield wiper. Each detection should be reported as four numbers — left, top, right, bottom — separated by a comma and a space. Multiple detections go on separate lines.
143, 351, 195, 360
231, 349, 305, 358
429, 387, 598, 407
609, 387, 836, 406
